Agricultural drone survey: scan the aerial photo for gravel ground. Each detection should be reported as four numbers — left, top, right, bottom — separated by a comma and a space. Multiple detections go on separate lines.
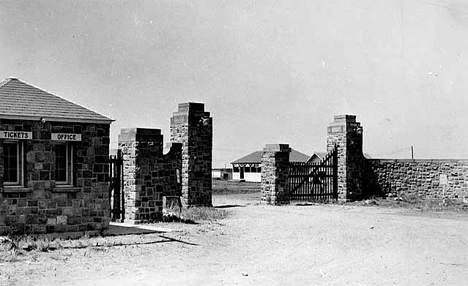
1, 192, 468, 286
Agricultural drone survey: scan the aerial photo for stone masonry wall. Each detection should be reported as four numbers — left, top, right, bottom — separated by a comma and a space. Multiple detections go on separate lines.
170, 103, 212, 207
118, 128, 181, 223
327, 115, 367, 201
257, 114, 468, 204
0, 119, 110, 235
325, 115, 468, 203
261, 144, 291, 205
366, 159, 468, 201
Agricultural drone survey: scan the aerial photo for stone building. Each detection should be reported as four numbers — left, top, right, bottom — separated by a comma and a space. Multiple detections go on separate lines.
0, 78, 113, 235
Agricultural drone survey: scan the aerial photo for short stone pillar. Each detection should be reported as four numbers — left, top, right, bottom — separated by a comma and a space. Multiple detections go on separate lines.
118, 128, 181, 223
170, 102, 213, 207
327, 115, 365, 201
261, 144, 291, 205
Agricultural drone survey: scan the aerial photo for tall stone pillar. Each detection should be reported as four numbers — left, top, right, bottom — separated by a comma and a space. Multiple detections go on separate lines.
327, 115, 365, 201
170, 103, 213, 207
260, 144, 291, 205
118, 128, 164, 223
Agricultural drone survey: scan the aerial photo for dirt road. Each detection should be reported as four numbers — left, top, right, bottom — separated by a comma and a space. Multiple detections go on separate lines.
2, 193, 468, 286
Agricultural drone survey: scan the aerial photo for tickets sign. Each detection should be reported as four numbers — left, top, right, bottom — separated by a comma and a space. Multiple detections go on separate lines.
0, 131, 32, 140
51, 133, 82, 141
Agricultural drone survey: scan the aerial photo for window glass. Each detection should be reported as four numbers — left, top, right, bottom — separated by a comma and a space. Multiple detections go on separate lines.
4, 142, 19, 184
55, 144, 67, 182
55, 144, 73, 185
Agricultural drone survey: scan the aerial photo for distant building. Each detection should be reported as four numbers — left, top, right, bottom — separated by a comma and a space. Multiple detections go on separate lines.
308, 151, 372, 163
212, 168, 232, 180
307, 151, 329, 163
231, 148, 310, 182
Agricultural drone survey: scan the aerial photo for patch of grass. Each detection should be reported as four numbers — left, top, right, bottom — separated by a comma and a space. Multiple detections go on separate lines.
0, 248, 24, 262
17, 236, 63, 252
212, 180, 260, 195
357, 195, 468, 212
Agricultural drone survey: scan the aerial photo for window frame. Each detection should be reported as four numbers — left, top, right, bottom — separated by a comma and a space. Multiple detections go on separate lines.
54, 143, 74, 186
3, 140, 24, 187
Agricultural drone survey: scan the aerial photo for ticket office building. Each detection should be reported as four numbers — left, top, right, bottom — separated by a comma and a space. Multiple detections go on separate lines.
0, 78, 113, 235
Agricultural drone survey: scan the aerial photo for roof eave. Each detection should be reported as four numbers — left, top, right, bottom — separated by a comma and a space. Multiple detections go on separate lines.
0, 114, 114, 124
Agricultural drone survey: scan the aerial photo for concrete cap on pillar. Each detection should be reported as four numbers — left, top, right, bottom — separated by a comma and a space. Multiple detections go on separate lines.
118, 128, 163, 142
333, 114, 356, 123
177, 102, 205, 113
328, 114, 362, 133
263, 144, 291, 152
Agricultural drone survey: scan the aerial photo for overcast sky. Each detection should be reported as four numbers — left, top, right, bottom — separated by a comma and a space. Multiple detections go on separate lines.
1, 0, 468, 167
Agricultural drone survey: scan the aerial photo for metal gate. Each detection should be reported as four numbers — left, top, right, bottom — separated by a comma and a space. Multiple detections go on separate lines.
287, 146, 338, 202
109, 149, 124, 222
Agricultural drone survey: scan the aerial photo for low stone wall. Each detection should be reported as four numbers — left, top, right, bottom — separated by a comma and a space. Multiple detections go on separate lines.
118, 128, 182, 223
366, 159, 468, 201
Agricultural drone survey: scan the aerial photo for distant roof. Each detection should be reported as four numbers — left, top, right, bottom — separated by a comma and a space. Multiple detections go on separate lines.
308, 151, 372, 162
0, 78, 113, 124
309, 151, 328, 161
231, 148, 310, 164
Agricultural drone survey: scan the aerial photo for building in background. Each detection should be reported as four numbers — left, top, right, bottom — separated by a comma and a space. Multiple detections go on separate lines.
307, 151, 329, 163
211, 168, 232, 180
231, 148, 310, 182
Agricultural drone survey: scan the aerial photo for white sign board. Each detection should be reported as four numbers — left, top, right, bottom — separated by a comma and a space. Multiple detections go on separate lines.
0, 131, 32, 140
51, 133, 82, 141
440, 174, 448, 185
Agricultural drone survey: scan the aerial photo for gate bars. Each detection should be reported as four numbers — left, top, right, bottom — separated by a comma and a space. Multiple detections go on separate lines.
287, 146, 338, 202
109, 149, 124, 222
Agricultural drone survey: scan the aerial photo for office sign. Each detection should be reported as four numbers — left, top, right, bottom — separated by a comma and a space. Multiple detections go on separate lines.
0, 131, 32, 140
51, 133, 82, 141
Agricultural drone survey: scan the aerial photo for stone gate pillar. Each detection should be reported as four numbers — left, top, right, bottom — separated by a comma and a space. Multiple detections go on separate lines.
170, 103, 213, 207
327, 115, 365, 201
261, 144, 291, 205
118, 128, 164, 223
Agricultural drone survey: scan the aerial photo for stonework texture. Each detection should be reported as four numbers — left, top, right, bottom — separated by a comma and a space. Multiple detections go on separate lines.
170, 103, 213, 207
327, 114, 468, 203
366, 159, 468, 201
257, 114, 468, 204
118, 128, 182, 223
0, 119, 111, 235
260, 144, 291, 205
327, 115, 367, 201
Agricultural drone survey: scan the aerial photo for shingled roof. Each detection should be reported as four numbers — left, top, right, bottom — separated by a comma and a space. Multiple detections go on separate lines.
0, 78, 113, 124
231, 148, 310, 164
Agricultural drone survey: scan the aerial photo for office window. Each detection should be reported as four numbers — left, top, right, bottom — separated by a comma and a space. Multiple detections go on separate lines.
55, 144, 74, 185
3, 141, 23, 186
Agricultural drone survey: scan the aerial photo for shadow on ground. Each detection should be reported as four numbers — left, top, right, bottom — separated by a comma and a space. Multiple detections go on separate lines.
103, 222, 172, 236
214, 204, 246, 209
